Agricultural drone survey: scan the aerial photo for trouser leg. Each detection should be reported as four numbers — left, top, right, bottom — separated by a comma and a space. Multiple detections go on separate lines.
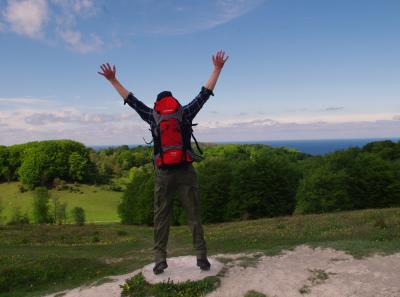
153, 169, 176, 263
178, 164, 207, 259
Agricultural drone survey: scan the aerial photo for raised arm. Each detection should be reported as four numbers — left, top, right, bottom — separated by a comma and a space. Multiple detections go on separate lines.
204, 50, 228, 91
98, 63, 129, 100
184, 50, 229, 120
98, 63, 154, 125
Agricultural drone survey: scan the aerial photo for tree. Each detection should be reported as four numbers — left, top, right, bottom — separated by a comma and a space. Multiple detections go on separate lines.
51, 196, 67, 224
56, 202, 68, 225
18, 140, 90, 188
69, 152, 88, 181
197, 159, 233, 223
295, 165, 350, 214
71, 207, 85, 225
118, 165, 154, 225
228, 154, 300, 220
0, 146, 11, 182
33, 187, 50, 224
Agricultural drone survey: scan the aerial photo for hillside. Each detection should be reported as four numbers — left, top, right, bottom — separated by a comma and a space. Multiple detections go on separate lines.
0, 182, 122, 223
1, 208, 399, 296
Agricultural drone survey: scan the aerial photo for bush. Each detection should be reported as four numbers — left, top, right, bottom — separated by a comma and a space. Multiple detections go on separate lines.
118, 165, 154, 225
33, 187, 50, 224
71, 207, 86, 226
228, 154, 300, 220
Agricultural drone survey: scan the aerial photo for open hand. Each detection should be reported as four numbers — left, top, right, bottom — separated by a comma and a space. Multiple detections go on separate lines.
98, 63, 116, 81
212, 50, 228, 70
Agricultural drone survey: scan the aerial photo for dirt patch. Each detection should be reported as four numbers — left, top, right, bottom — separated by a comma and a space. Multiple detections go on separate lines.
45, 245, 400, 297
207, 245, 400, 297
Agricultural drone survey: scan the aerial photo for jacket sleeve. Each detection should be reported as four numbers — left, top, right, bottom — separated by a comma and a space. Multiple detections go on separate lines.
124, 92, 154, 125
183, 86, 214, 121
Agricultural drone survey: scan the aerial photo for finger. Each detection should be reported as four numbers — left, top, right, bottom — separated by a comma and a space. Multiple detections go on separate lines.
97, 72, 105, 76
223, 56, 229, 63
113, 65, 116, 73
107, 63, 112, 71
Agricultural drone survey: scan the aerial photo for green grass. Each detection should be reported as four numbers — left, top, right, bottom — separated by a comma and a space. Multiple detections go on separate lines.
0, 208, 400, 296
0, 182, 122, 223
120, 273, 219, 297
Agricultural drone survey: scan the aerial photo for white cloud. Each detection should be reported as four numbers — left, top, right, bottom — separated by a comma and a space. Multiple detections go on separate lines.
2, 0, 48, 38
59, 29, 102, 53
1, 0, 102, 53
211, 0, 264, 27
143, 0, 265, 35
1, 105, 400, 146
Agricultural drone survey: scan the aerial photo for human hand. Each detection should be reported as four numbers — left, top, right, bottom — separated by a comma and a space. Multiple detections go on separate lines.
212, 50, 228, 70
98, 63, 116, 81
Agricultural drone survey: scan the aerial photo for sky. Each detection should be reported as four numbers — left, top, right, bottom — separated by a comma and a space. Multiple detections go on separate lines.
0, 0, 399, 146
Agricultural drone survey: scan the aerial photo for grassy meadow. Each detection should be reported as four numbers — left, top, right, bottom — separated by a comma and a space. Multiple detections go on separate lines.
0, 182, 122, 223
0, 207, 399, 296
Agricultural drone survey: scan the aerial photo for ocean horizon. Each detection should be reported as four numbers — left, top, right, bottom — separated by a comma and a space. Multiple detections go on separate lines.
91, 137, 400, 156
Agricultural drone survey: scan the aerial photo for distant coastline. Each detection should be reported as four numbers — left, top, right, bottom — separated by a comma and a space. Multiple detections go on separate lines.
91, 137, 400, 156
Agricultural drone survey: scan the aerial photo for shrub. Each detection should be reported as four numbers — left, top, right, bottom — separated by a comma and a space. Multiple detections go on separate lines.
33, 187, 50, 224
71, 207, 86, 226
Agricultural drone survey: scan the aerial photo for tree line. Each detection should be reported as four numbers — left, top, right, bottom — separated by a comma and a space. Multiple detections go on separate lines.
0, 140, 152, 189
119, 141, 400, 225
1, 139, 400, 225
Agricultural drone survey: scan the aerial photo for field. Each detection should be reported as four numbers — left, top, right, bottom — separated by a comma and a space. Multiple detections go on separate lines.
0, 182, 122, 223
0, 208, 400, 296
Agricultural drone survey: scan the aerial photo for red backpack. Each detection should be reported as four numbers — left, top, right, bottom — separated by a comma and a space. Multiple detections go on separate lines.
152, 96, 193, 168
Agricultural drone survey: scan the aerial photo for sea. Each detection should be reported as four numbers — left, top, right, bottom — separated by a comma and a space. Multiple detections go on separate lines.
92, 137, 400, 156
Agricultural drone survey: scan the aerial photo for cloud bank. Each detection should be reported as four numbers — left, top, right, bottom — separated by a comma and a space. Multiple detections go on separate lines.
1, 105, 399, 146
1, 0, 102, 52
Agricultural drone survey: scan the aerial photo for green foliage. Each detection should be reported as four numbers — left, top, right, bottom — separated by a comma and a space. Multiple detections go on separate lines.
17, 140, 90, 188
197, 159, 233, 223
296, 142, 400, 214
228, 153, 300, 220
118, 165, 154, 225
51, 196, 68, 225
71, 207, 86, 226
69, 152, 89, 181
120, 273, 219, 297
0, 146, 11, 182
33, 187, 51, 224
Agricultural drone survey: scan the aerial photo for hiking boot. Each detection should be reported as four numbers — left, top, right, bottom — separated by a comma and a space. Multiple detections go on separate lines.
153, 260, 168, 275
197, 257, 211, 271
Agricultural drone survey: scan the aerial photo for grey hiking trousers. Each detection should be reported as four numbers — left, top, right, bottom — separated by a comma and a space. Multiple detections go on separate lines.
153, 163, 207, 264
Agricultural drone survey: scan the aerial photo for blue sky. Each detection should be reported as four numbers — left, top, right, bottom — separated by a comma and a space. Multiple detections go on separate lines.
0, 0, 399, 145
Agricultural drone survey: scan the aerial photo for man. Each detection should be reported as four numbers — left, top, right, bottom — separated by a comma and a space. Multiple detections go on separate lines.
98, 50, 228, 274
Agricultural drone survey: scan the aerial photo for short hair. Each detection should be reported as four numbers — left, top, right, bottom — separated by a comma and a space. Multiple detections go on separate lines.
156, 91, 173, 101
